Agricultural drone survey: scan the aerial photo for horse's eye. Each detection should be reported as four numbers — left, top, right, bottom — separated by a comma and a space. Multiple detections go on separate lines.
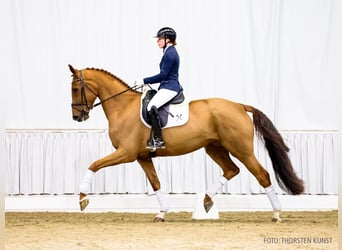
72, 88, 79, 93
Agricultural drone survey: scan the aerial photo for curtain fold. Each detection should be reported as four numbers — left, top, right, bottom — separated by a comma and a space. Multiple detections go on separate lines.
5, 130, 338, 195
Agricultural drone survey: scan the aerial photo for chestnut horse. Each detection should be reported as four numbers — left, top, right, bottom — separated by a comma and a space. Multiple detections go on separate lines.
69, 65, 304, 222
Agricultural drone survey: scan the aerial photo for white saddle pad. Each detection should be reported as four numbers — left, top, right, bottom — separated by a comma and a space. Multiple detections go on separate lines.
140, 93, 190, 129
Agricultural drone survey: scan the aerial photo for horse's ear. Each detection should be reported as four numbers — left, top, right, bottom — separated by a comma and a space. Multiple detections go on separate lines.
68, 64, 77, 74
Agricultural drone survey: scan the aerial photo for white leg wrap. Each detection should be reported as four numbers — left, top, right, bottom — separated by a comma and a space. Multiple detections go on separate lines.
265, 185, 281, 211
206, 176, 227, 198
273, 210, 281, 221
155, 211, 166, 220
155, 190, 170, 212
79, 169, 95, 194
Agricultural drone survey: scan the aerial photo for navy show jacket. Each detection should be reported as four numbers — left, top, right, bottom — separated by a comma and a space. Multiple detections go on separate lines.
143, 45, 182, 92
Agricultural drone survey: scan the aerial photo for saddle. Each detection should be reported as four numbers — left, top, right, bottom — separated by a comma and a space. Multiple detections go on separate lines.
141, 89, 188, 128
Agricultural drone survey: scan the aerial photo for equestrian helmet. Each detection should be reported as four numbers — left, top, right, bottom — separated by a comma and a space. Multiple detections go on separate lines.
155, 27, 176, 42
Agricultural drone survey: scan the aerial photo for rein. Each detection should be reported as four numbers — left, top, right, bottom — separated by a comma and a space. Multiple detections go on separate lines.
72, 70, 141, 110
92, 86, 139, 108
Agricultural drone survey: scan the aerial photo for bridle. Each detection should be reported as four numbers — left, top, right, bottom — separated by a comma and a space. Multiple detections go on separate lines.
71, 70, 142, 119
71, 71, 97, 118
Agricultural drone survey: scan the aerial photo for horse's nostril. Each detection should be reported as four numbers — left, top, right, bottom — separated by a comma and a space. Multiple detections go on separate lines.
73, 115, 79, 121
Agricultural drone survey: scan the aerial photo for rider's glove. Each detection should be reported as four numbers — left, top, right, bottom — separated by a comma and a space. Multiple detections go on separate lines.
135, 79, 145, 88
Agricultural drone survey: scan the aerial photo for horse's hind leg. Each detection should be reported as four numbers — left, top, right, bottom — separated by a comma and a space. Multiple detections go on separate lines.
203, 142, 240, 212
137, 159, 169, 222
238, 154, 282, 222
205, 141, 240, 180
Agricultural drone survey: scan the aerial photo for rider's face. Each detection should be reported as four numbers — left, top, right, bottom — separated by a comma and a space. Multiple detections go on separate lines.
157, 37, 169, 48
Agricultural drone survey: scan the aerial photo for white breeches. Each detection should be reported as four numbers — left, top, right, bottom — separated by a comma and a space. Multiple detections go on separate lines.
147, 88, 178, 111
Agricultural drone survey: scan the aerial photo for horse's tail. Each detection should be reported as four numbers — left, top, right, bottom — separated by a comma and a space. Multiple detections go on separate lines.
242, 104, 304, 195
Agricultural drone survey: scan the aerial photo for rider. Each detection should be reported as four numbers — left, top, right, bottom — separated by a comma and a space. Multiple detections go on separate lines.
137, 27, 183, 150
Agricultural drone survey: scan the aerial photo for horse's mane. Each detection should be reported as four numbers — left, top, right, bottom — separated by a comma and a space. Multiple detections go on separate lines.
86, 67, 140, 93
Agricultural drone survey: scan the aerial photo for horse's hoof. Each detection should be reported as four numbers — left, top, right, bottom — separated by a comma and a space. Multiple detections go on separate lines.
79, 196, 89, 211
153, 211, 166, 222
272, 217, 282, 223
272, 210, 281, 223
153, 216, 165, 222
204, 199, 214, 213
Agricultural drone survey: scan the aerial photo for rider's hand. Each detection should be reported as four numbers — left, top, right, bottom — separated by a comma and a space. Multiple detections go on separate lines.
135, 79, 145, 88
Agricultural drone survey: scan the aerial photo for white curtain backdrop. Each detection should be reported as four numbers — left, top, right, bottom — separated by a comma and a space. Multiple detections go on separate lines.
1, 0, 339, 129
2, 0, 340, 196
5, 130, 338, 195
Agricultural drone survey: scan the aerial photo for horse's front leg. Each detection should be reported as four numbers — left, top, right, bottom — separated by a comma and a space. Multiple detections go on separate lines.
79, 148, 135, 211
137, 159, 169, 222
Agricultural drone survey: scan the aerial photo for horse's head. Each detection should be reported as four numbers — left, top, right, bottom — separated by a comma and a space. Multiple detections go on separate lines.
69, 65, 98, 122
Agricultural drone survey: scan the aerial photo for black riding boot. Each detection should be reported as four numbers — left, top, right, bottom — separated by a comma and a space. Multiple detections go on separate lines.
146, 106, 165, 151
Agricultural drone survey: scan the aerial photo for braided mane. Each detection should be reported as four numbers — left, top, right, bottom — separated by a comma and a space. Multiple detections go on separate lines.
86, 67, 140, 93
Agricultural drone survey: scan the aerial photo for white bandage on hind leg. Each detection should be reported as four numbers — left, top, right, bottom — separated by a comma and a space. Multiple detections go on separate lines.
207, 176, 227, 198
155, 190, 170, 212
79, 169, 95, 194
265, 185, 281, 211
